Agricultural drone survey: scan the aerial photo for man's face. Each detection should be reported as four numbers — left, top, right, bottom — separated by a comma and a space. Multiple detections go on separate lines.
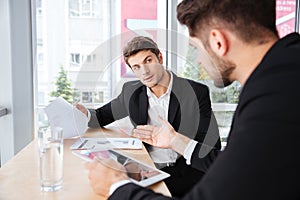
128, 50, 165, 88
190, 37, 235, 88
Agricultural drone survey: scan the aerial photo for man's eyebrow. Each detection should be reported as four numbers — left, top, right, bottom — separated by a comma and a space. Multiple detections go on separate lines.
143, 55, 152, 63
131, 55, 152, 68
131, 63, 139, 68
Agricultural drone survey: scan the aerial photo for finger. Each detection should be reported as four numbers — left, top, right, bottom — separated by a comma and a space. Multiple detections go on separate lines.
136, 125, 155, 131
133, 128, 152, 135
132, 130, 152, 139
132, 133, 152, 139
75, 104, 84, 112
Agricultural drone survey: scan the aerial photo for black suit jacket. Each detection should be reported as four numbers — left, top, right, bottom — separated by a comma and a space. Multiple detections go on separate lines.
91, 73, 220, 144
90, 73, 221, 196
108, 33, 300, 200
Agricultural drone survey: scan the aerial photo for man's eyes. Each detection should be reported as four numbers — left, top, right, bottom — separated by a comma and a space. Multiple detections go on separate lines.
145, 58, 152, 63
132, 66, 140, 71
132, 57, 152, 71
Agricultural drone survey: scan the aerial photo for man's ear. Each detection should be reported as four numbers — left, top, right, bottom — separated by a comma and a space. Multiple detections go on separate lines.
158, 52, 163, 64
209, 29, 228, 56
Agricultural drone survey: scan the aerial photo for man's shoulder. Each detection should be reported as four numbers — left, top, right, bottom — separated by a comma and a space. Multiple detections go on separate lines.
122, 80, 144, 90
174, 75, 209, 91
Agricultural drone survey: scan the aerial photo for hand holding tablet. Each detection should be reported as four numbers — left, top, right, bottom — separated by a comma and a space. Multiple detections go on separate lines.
73, 149, 170, 187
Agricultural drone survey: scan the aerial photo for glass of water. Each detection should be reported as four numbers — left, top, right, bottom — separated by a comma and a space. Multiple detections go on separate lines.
38, 126, 64, 192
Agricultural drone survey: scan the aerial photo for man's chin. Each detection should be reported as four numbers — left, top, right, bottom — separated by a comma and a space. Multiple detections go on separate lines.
143, 82, 156, 88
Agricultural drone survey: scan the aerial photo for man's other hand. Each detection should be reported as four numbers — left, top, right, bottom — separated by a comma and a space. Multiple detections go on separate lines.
86, 158, 129, 197
76, 103, 88, 117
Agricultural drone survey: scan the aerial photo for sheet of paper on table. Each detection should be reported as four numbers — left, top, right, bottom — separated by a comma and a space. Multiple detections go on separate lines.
70, 137, 143, 150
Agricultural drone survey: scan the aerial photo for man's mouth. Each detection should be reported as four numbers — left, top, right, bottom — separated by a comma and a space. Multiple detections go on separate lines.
143, 75, 153, 82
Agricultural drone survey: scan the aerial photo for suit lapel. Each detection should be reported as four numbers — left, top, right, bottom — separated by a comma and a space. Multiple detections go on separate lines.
138, 86, 148, 124
168, 73, 180, 124
168, 92, 180, 124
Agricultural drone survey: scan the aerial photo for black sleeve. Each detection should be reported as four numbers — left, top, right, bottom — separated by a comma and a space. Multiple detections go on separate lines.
109, 183, 177, 200
90, 83, 130, 127
87, 109, 101, 128
190, 143, 221, 172
193, 84, 221, 150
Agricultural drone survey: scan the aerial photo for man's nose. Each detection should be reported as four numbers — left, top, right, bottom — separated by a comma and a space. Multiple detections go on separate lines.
140, 65, 150, 75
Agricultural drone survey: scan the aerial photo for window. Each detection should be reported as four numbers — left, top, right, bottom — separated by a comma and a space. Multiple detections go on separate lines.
34, 0, 167, 119
36, 0, 43, 15
37, 39, 44, 66
84, 54, 96, 64
69, 0, 100, 18
70, 53, 96, 65
70, 53, 81, 65
93, 91, 104, 103
82, 91, 93, 103
69, 0, 80, 17
37, 53, 44, 65
276, 0, 297, 37
33, 0, 299, 145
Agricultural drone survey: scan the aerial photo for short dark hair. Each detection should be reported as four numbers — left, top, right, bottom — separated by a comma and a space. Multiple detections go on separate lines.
123, 36, 160, 68
177, 0, 278, 43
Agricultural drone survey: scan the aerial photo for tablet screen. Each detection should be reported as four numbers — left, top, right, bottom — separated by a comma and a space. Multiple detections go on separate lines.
73, 149, 170, 187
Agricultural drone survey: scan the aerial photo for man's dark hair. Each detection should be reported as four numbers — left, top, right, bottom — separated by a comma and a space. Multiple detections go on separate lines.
123, 36, 160, 68
177, 0, 279, 43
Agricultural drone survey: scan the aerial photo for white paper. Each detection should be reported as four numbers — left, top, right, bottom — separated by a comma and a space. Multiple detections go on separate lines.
70, 137, 143, 150
44, 97, 88, 138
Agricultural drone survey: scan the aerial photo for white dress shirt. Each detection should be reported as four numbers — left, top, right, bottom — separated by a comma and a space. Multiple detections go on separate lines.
146, 72, 178, 165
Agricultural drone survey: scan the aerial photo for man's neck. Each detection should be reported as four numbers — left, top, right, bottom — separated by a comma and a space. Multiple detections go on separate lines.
150, 71, 171, 98
230, 37, 278, 86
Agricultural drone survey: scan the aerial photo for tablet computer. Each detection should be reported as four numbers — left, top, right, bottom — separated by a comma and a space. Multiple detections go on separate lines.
72, 149, 170, 187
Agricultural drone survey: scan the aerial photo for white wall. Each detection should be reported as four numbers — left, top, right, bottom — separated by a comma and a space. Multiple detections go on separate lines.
0, 0, 34, 166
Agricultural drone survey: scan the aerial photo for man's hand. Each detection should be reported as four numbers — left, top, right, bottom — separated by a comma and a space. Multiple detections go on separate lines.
86, 158, 129, 197
76, 103, 88, 117
132, 118, 177, 148
133, 117, 192, 155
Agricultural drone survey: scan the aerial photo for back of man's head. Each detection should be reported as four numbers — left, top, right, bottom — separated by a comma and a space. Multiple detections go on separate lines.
177, 0, 278, 43
123, 36, 160, 67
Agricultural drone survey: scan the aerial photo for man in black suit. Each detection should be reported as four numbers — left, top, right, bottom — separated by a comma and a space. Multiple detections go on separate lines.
77, 36, 221, 197
86, 0, 300, 199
